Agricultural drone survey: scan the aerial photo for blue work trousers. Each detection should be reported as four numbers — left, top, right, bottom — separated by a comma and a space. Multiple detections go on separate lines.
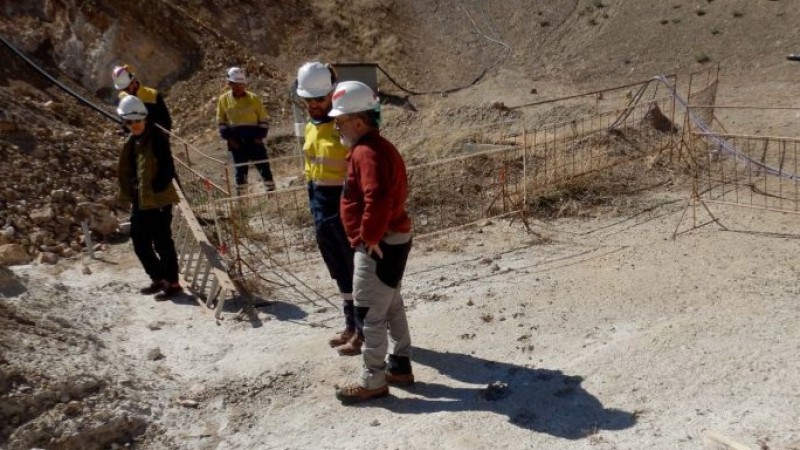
308, 183, 357, 330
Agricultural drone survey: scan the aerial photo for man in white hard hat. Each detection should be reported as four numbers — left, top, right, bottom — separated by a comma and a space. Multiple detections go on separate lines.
116, 95, 183, 301
216, 66, 275, 193
295, 62, 362, 356
112, 64, 172, 131
329, 81, 415, 404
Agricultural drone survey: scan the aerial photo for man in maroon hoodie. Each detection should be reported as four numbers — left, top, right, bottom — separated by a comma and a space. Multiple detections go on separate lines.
329, 81, 415, 404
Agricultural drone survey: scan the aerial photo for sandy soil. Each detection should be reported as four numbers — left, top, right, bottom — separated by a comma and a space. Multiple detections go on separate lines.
3, 186, 800, 450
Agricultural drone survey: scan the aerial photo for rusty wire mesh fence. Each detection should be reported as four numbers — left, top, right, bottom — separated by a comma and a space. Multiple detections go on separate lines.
695, 133, 800, 214
173, 75, 695, 296
686, 69, 719, 133
407, 120, 527, 234
677, 66, 800, 217
161, 65, 800, 307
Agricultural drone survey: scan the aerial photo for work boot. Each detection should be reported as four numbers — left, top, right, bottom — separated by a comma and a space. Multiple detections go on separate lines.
328, 329, 355, 348
386, 354, 415, 386
154, 283, 183, 301
336, 334, 363, 356
385, 371, 415, 386
140, 280, 166, 295
335, 383, 389, 405
263, 180, 276, 192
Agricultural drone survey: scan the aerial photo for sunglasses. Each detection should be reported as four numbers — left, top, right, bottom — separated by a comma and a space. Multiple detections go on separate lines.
124, 119, 145, 125
303, 96, 327, 104
334, 116, 358, 127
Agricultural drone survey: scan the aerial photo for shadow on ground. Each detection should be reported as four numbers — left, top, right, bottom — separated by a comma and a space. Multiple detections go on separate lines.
262, 300, 307, 321
368, 347, 636, 439
0, 267, 26, 297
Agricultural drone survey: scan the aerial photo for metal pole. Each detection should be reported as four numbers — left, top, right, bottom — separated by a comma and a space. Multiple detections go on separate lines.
81, 220, 95, 259
290, 85, 308, 179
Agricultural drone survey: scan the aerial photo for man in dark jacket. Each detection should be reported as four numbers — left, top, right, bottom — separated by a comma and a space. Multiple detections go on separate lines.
117, 95, 182, 300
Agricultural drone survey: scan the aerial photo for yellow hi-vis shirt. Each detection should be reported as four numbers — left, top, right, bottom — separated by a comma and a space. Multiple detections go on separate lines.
216, 90, 269, 134
118, 85, 158, 104
303, 120, 348, 185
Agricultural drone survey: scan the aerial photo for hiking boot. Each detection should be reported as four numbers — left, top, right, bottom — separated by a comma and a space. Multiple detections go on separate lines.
328, 329, 355, 348
140, 280, 166, 295
386, 354, 413, 385
264, 180, 276, 192
336, 335, 363, 356
335, 383, 389, 405
386, 371, 415, 386
154, 283, 183, 301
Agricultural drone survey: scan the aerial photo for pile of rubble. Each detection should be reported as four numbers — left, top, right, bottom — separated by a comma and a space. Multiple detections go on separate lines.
0, 69, 122, 266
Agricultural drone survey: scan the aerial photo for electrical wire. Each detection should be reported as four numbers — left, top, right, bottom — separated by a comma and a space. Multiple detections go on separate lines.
373, 0, 511, 97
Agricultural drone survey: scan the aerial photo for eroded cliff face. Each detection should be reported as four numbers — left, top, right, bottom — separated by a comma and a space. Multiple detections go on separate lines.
1, 0, 203, 98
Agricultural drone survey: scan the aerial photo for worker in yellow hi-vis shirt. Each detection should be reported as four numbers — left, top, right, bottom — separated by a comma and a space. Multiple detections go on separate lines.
295, 61, 361, 356
216, 67, 275, 194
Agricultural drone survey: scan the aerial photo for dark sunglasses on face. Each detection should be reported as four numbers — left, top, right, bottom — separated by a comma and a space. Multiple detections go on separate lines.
304, 96, 327, 104
334, 116, 357, 128
124, 119, 145, 126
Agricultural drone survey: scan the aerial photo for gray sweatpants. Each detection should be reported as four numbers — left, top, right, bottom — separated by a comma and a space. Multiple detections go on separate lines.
353, 234, 412, 390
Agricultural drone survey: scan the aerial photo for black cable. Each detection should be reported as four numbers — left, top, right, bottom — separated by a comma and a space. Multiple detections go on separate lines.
0, 34, 121, 124
2, 29, 493, 119
374, 1, 510, 97
376, 62, 499, 97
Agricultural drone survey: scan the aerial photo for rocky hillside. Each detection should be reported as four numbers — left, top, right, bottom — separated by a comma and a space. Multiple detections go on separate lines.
0, 0, 799, 263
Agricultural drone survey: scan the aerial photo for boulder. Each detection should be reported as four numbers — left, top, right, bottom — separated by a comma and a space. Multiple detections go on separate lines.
40, 243, 66, 253
0, 244, 31, 266
74, 202, 118, 236
51, 189, 76, 203
0, 226, 14, 244
35, 252, 58, 265
29, 230, 49, 246
118, 221, 131, 235
29, 206, 56, 225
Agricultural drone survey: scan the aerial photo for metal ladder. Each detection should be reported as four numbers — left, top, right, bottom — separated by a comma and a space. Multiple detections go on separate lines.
171, 182, 238, 319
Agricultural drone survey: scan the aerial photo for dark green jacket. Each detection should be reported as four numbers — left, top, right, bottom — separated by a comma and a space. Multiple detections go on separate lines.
117, 125, 179, 209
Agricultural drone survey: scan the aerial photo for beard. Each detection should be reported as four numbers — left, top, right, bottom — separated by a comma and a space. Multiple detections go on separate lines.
309, 108, 328, 121
339, 134, 357, 148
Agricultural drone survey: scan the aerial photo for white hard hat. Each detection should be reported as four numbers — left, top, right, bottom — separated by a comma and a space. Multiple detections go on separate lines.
296, 62, 334, 98
329, 81, 379, 117
112, 65, 134, 90
117, 95, 148, 121
226, 67, 247, 84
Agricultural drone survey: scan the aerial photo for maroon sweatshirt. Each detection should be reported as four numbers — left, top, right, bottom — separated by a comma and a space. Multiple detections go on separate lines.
340, 130, 412, 247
